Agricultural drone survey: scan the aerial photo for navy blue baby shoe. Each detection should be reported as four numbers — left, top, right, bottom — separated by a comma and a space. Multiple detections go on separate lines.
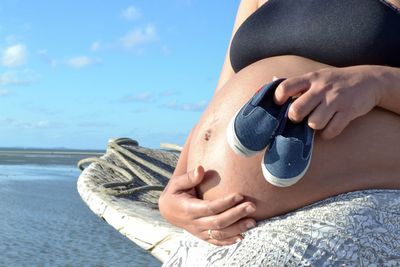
227, 79, 290, 157
262, 104, 315, 187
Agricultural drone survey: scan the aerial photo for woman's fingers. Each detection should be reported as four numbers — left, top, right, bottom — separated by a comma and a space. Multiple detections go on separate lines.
288, 89, 321, 122
321, 112, 351, 139
273, 66, 381, 140
189, 193, 245, 218
187, 198, 256, 245
160, 167, 258, 247
274, 76, 311, 105
199, 201, 256, 230
205, 218, 255, 241
307, 102, 336, 130
161, 167, 258, 246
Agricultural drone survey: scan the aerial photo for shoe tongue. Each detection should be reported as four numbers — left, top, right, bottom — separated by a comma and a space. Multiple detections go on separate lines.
275, 135, 304, 155
276, 135, 303, 145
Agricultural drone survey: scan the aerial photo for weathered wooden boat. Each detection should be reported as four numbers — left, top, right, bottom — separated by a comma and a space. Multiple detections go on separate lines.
77, 137, 183, 263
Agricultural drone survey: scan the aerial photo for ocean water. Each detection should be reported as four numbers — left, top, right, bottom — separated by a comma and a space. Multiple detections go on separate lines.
0, 156, 161, 267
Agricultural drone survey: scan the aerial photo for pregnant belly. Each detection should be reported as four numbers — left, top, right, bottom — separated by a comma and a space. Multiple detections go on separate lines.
187, 56, 400, 221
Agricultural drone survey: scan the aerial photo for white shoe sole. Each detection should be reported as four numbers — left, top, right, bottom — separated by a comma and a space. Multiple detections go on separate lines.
262, 140, 314, 187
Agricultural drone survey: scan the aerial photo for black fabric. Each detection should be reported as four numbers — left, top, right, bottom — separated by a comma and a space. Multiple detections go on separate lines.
230, 0, 400, 72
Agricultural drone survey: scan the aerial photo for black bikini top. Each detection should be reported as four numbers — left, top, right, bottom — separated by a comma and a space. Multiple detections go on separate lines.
230, 0, 400, 72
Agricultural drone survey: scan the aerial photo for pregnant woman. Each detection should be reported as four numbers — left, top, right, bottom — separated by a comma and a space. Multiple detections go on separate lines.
160, 0, 400, 265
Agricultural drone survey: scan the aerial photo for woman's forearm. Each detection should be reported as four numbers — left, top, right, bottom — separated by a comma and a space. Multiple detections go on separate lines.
376, 66, 400, 115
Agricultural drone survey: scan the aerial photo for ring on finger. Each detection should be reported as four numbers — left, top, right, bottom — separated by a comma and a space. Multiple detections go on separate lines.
208, 229, 216, 239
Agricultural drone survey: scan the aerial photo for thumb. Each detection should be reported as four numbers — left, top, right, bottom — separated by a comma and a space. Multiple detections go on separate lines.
272, 76, 289, 105
170, 165, 205, 192
193, 165, 205, 184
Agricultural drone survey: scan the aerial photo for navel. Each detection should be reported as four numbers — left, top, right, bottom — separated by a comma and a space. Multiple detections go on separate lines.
204, 129, 212, 141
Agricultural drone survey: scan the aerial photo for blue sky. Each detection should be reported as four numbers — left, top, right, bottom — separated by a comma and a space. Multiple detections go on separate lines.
0, 0, 240, 149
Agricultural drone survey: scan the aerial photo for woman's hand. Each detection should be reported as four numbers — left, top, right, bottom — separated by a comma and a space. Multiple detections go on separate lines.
159, 166, 256, 246
274, 66, 384, 139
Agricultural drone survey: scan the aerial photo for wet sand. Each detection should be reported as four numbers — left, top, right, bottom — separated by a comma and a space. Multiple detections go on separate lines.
0, 148, 104, 166
0, 149, 161, 267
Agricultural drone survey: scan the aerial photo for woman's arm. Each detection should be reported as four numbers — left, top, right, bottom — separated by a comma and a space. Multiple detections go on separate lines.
274, 65, 400, 139
159, 1, 261, 245
215, 0, 259, 92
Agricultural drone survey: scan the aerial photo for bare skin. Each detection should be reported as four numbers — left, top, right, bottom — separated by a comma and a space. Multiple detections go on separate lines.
159, 0, 400, 246
190, 55, 400, 222
160, 55, 400, 246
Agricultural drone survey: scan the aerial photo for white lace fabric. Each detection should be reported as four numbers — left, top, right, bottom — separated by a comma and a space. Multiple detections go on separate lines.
163, 190, 400, 266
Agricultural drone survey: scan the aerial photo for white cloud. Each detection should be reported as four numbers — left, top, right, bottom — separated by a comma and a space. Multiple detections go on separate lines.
121, 92, 155, 103
132, 107, 147, 113
0, 88, 10, 97
120, 24, 158, 49
122, 6, 142, 21
28, 120, 50, 129
160, 89, 179, 96
163, 100, 179, 109
24, 105, 59, 115
37, 49, 57, 67
2, 119, 53, 129
0, 72, 19, 86
1, 44, 27, 67
0, 70, 37, 86
5, 35, 19, 44
90, 41, 101, 51
67, 56, 99, 68
163, 100, 207, 112
77, 121, 115, 128
181, 101, 207, 111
